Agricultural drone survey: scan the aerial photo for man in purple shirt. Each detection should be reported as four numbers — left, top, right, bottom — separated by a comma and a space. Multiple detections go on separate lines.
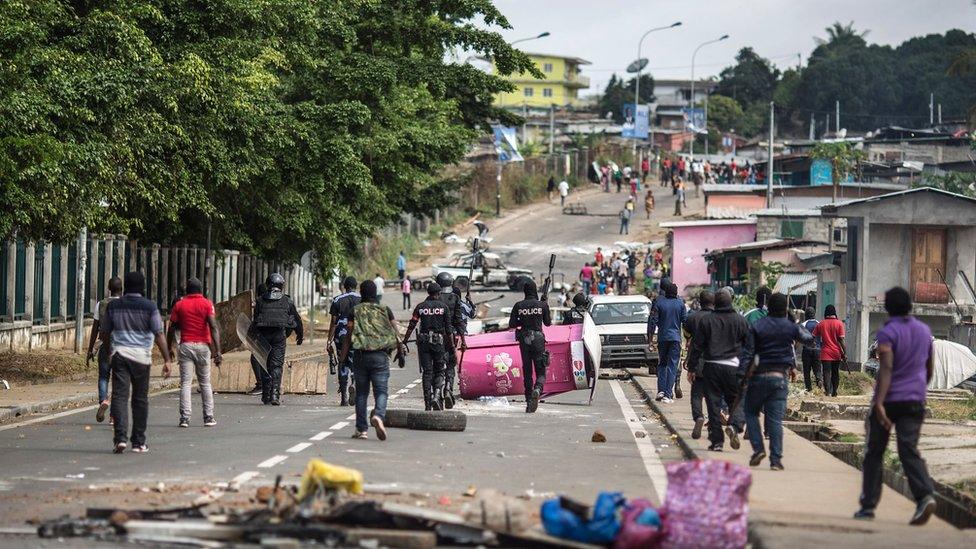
855, 287, 936, 525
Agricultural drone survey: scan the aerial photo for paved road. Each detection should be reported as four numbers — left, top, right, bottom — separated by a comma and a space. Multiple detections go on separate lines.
0, 181, 692, 530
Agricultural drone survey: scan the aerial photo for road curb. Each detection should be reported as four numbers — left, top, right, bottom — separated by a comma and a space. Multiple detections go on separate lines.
623, 368, 699, 460
0, 377, 181, 424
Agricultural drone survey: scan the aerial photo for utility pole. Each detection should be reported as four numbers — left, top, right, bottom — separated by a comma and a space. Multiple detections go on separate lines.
548, 104, 555, 174
766, 102, 774, 208
938, 104, 942, 124
835, 100, 840, 133
825, 114, 830, 137
74, 226, 87, 353
521, 103, 527, 143
809, 112, 815, 140
929, 93, 934, 125
495, 162, 502, 216
704, 88, 710, 156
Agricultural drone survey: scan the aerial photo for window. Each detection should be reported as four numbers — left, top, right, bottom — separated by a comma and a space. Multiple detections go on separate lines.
543, 88, 553, 98
523, 87, 534, 97
780, 219, 805, 239
543, 62, 553, 73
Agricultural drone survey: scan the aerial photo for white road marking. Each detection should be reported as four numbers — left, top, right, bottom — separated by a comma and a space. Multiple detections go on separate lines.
345, 414, 356, 420
329, 421, 349, 431
413, 378, 422, 384
309, 431, 332, 441
0, 388, 181, 432
609, 379, 668, 504
230, 471, 260, 487
405, 383, 417, 389
287, 442, 312, 453
257, 455, 289, 469
396, 389, 409, 394
389, 395, 398, 400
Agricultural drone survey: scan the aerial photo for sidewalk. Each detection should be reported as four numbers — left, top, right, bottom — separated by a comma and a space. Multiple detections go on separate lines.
624, 369, 976, 548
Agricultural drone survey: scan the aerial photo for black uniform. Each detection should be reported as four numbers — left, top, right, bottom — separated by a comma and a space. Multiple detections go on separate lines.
562, 305, 586, 325
252, 289, 303, 405
404, 297, 454, 410
329, 291, 361, 401
438, 290, 464, 398
509, 298, 552, 406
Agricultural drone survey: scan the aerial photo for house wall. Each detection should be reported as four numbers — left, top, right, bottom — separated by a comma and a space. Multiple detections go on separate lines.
705, 194, 767, 219
671, 222, 757, 294
865, 142, 972, 165
495, 56, 585, 108
756, 216, 833, 242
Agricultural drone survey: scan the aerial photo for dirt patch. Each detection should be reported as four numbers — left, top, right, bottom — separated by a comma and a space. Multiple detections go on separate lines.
0, 351, 90, 384
928, 397, 976, 422
837, 371, 873, 396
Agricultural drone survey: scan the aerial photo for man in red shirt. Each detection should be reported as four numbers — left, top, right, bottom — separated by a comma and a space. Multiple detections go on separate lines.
812, 304, 846, 396
594, 247, 604, 266
167, 278, 223, 427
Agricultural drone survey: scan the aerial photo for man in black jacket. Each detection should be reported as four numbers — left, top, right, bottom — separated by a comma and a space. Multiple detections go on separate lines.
686, 289, 749, 451
403, 283, 454, 411
509, 280, 552, 413
683, 290, 714, 439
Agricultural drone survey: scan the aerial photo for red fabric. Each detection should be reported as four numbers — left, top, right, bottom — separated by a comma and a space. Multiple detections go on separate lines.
813, 317, 846, 361
594, 252, 604, 265
170, 293, 215, 344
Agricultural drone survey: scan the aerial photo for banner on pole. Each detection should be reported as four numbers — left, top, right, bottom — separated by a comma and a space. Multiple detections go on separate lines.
621, 103, 649, 139
492, 125, 523, 163
682, 108, 706, 134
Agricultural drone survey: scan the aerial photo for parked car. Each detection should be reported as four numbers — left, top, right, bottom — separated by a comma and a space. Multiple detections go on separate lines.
587, 295, 656, 370
431, 252, 532, 290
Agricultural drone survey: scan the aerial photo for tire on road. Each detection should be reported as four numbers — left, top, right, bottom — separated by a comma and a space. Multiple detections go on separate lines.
377, 408, 467, 432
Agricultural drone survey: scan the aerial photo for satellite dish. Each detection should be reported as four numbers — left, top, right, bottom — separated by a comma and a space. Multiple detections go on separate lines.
626, 58, 649, 73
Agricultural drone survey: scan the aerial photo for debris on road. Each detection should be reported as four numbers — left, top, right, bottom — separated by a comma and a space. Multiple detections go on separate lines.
635, 431, 647, 439
591, 430, 606, 443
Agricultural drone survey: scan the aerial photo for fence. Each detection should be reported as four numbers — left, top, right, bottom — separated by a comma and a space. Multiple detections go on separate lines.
0, 235, 317, 353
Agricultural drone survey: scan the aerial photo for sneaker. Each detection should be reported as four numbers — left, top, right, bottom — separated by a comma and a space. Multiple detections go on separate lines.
370, 415, 387, 441
526, 389, 540, 413
770, 462, 784, 471
113, 442, 127, 454
725, 426, 740, 450
853, 508, 875, 521
96, 400, 110, 423
131, 444, 149, 453
109, 416, 114, 425
661, 396, 673, 404
179, 417, 189, 428
203, 416, 216, 427
707, 443, 723, 452
692, 418, 705, 440
351, 431, 368, 440
248, 385, 263, 396
655, 392, 664, 402
910, 495, 936, 526
749, 451, 767, 467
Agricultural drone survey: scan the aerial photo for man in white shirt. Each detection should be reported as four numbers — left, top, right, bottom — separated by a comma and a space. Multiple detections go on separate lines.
373, 273, 385, 303
557, 179, 570, 206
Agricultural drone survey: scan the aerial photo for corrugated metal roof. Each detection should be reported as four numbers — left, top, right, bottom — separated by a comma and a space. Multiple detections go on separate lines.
774, 273, 817, 295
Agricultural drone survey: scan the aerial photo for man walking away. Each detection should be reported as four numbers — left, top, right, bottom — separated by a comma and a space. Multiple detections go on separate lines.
744, 287, 772, 325
402, 283, 453, 410
88, 276, 123, 423
252, 273, 303, 406
855, 287, 936, 525
100, 272, 171, 453
687, 289, 749, 452
579, 263, 594, 296
647, 281, 687, 403
801, 307, 822, 392
558, 179, 570, 207
401, 277, 412, 310
396, 251, 407, 281
168, 277, 222, 428
547, 176, 556, 202
338, 280, 402, 440
739, 293, 813, 470
509, 280, 552, 413
327, 277, 359, 406
644, 189, 655, 219
373, 273, 385, 304
812, 304, 846, 396
684, 290, 714, 439
619, 206, 631, 235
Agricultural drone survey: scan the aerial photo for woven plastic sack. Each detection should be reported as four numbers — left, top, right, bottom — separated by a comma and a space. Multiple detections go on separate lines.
541, 492, 624, 544
613, 498, 662, 549
661, 460, 751, 549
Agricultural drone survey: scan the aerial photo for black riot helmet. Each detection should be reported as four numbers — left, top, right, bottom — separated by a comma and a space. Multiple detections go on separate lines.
454, 276, 470, 292
522, 279, 538, 299
573, 293, 587, 308
267, 273, 285, 290
435, 272, 454, 289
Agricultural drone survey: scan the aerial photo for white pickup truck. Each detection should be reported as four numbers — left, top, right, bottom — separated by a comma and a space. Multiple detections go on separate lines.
587, 295, 657, 371
431, 252, 532, 290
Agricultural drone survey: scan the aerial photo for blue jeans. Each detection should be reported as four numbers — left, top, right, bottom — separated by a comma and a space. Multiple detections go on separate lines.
744, 374, 788, 463
97, 345, 111, 402
656, 340, 681, 398
582, 280, 591, 296
354, 350, 390, 433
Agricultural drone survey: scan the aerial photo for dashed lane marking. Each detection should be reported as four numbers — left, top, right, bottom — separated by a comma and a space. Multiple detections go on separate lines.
287, 442, 312, 453
230, 471, 260, 487
309, 431, 332, 441
257, 455, 289, 469
609, 379, 668, 505
329, 421, 349, 431
345, 414, 356, 420
396, 389, 410, 394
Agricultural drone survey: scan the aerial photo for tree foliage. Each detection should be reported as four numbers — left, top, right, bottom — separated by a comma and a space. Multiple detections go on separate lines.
715, 47, 781, 110
0, 0, 537, 271
598, 73, 655, 123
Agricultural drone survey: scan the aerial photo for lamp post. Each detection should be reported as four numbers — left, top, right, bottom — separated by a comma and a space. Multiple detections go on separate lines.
689, 34, 729, 161
509, 31, 550, 46
632, 22, 681, 164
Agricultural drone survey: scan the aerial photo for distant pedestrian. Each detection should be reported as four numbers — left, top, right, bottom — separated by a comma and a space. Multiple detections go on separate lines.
739, 293, 813, 470
644, 189, 655, 219
579, 262, 595, 296
558, 179, 570, 206
630, 178, 638, 196
801, 307, 822, 391
327, 277, 360, 406
683, 290, 714, 439
641, 157, 650, 179
647, 281, 687, 403
616, 258, 630, 294
812, 304, 846, 396
401, 276, 412, 310
619, 206, 632, 235
614, 168, 623, 193
854, 287, 936, 525
673, 181, 684, 216
100, 272, 172, 453
88, 276, 123, 424
547, 176, 556, 201
373, 273, 385, 304
396, 251, 407, 281
167, 277, 222, 428
594, 247, 604, 266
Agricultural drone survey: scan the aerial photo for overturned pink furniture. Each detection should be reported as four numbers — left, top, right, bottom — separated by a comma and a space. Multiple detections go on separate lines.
458, 323, 601, 403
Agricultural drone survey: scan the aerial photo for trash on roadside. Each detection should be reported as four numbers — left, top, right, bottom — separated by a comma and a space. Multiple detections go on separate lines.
462, 489, 531, 534
541, 492, 623, 544
297, 458, 364, 498
591, 430, 606, 443
477, 396, 511, 408
662, 460, 751, 549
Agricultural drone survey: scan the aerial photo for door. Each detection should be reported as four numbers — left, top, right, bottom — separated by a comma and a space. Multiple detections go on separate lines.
822, 281, 835, 311
911, 228, 947, 303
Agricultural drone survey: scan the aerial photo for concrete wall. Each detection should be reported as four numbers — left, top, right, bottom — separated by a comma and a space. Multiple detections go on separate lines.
865, 142, 971, 164
671, 222, 757, 294
756, 215, 833, 242
705, 194, 766, 219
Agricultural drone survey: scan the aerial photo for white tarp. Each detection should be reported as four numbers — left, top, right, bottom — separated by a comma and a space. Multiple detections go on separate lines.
930, 339, 976, 390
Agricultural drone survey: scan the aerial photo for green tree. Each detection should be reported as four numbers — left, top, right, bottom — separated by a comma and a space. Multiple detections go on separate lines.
810, 141, 866, 201
917, 171, 976, 198
598, 73, 655, 123
715, 48, 780, 109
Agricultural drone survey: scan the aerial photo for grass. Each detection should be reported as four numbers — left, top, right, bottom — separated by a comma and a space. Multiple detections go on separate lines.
834, 432, 863, 443
0, 350, 90, 384
837, 371, 874, 396
951, 478, 976, 499
927, 396, 976, 422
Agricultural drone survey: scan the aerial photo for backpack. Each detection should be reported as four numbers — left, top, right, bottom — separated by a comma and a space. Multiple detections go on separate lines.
351, 303, 398, 351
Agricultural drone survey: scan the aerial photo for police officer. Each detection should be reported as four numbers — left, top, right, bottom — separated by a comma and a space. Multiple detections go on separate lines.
403, 283, 454, 411
327, 276, 360, 406
252, 273, 303, 405
562, 293, 588, 325
509, 279, 552, 413
454, 276, 477, 331
435, 272, 464, 408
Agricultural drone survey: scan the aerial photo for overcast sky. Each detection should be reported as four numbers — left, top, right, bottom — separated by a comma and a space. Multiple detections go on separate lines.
490, 0, 975, 94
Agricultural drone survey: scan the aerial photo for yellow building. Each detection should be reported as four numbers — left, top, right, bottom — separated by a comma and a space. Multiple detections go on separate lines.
494, 53, 591, 109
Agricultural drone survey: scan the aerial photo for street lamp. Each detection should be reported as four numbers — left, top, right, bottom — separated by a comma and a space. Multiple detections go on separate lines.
689, 34, 729, 161
632, 22, 681, 161
509, 31, 551, 46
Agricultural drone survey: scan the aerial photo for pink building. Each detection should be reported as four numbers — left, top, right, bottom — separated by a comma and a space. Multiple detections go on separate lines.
660, 219, 757, 294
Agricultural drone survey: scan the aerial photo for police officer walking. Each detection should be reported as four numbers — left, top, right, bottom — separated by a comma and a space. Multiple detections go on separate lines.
435, 272, 464, 408
509, 280, 552, 413
403, 283, 454, 411
251, 273, 303, 406
327, 276, 360, 406
562, 293, 588, 325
